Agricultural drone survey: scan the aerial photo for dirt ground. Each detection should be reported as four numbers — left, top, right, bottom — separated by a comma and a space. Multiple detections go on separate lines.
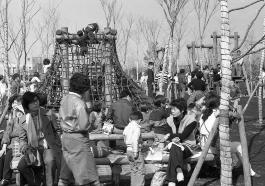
193, 120, 265, 186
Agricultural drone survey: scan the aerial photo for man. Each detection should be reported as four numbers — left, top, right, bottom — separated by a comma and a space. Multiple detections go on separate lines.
107, 89, 133, 131
10, 73, 21, 96
58, 73, 100, 186
17, 91, 62, 186
146, 62, 154, 98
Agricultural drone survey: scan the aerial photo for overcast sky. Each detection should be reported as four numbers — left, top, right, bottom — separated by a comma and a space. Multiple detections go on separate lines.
3, 0, 265, 69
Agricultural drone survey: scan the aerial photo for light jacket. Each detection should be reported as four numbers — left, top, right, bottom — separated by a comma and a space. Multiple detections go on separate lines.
123, 120, 141, 153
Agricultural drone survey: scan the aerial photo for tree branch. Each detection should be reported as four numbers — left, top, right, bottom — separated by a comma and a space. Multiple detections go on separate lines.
232, 34, 265, 64
229, 0, 264, 13
234, 3, 265, 52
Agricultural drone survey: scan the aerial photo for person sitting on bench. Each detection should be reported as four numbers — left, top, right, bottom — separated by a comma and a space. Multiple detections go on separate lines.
165, 100, 199, 185
199, 91, 260, 177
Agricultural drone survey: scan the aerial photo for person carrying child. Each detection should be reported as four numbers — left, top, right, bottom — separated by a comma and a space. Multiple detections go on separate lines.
123, 111, 145, 186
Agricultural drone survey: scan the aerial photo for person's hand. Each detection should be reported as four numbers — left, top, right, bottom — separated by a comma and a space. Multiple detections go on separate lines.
172, 137, 180, 143
0, 144, 7, 157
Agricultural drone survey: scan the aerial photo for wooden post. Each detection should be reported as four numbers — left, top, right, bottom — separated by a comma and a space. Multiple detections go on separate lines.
191, 42, 196, 71
213, 32, 218, 66
61, 27, 70, 96
104, 42, 113, 107
237, 105, 251, 186
187, 118, 220, 186
242, 65, 251, 96
234, 32, 239, 50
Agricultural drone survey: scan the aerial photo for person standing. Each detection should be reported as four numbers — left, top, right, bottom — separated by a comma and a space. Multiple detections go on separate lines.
146, 62, 155, 98
10, 73, 21, 96
58, 73, 100, 186
123, 111, 145, 186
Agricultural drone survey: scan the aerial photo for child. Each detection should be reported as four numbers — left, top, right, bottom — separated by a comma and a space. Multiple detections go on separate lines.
89, 102, 104, 132
123, 111, 145, 186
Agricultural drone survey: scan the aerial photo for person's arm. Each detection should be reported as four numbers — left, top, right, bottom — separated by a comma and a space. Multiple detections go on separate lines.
132, 127, 141, 158
19, 118, 29, 154
77, 103, 90, 132
168, 121, 197, 142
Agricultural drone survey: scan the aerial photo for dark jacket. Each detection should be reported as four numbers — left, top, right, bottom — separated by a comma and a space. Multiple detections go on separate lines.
19, 108, 61, 153
107, 99, 133, 129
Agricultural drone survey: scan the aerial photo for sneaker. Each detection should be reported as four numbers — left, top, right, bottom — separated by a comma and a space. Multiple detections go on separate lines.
0, 179, 10, 186
251, 173, 261, 178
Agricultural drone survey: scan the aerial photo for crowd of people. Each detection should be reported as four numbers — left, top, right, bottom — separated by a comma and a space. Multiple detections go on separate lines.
0, 61, 260, 186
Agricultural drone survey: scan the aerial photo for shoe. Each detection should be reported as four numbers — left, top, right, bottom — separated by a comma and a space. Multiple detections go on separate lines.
0, 179, 10, 186
251, 173, 261, 178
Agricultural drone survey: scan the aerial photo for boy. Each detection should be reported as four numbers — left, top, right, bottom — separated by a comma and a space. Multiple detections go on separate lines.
123, 111, 145, 186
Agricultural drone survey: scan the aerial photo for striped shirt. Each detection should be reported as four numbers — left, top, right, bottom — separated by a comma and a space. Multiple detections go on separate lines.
154, 71, 172, 85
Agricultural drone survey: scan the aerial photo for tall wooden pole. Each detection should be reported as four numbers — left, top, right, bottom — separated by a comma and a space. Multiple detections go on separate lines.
237, 105, 251, 186
61, 27, 70, 96
258, 18, 265, 125
219, 1, 233, 185
213, 32, 218, 66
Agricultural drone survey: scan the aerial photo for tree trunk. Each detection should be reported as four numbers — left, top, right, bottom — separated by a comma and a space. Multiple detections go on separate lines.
159, 44, 168, 94
3, 0, 10, 89
219, 1, 233, 185
258, 18, 265, 125
168, 31, 174, 76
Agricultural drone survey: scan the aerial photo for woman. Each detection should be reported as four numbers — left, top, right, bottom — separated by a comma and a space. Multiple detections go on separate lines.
17, 91, 62, 186
165, 99, 198, 185
0, 95, 24, 186
199, 92, 260, 178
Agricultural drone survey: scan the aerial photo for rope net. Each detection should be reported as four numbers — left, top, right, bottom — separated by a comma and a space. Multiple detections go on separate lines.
38, 25, 151, 110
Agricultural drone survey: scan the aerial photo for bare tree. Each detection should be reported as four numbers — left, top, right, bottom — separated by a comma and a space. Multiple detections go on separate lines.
193, 0, 219, 68
35, 1, 60, 58
158, 0, 189, 75
138, 17, 162, 69
120, 15, 134, 65
99, 0, 123, 29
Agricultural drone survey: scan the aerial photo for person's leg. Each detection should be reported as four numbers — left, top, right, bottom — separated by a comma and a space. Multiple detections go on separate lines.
43, 149, 57, 186
130, 152, 145, 186
0, 152, 5, 180
2, 148, 13, 181
17, 156, 42, 186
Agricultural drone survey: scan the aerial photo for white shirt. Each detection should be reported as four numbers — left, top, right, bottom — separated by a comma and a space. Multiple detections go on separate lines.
123, 120, 141, 153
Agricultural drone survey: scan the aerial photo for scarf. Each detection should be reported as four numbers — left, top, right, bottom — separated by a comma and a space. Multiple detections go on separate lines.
178, 113, 196, 134
25, 113, 39, 148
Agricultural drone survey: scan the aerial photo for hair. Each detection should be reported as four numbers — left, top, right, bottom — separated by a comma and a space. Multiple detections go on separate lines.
22, 91, 39, 112
92, 101, 102, 113
69, 73, 90, 95
180, 69, 185, 74
187, 103, 196, 110
139, 104, 149, 113
154, 95, 167, 107
8, 94, 22, 111
170, 98, 187, 115
120, 89, 131, 99
202, 91, 220, 122
0, 75, 3, 81
36, 92, 47, 107
33, 72, 40, 78
129, 110, 143, 121
12, 73, 20, 80
191, 69, 198, 78
213, 69, 219, 75
43, 58, 50, 65
148, 62, 154, 66
196, 71, 204, 79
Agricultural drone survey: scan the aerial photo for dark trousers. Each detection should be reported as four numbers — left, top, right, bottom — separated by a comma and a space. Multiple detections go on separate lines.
17, 148, 61, 186
0, 148, 13, 181
166, 144, 192, 183
147, 83, 153, 98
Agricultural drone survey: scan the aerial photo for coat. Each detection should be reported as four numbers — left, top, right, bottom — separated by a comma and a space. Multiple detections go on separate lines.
19, 108, 61, 153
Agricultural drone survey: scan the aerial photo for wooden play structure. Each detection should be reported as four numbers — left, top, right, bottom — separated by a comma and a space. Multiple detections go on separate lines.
38, 24, 151, 109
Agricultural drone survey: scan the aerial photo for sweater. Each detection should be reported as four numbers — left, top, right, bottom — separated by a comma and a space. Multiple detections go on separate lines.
123, 120, 141, 153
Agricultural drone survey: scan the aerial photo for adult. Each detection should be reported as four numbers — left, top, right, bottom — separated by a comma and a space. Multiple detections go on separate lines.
106, 89, 133, 132
187, 71, 206, 105
0, 75, 7, 100
146, 62, 155, 98
17, 91, 62, 186
58, 73, 100, 186
29, 72, 41, 92
166, 100, 198, 185
10, 73, 21, 96
0, 95, 24, 186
